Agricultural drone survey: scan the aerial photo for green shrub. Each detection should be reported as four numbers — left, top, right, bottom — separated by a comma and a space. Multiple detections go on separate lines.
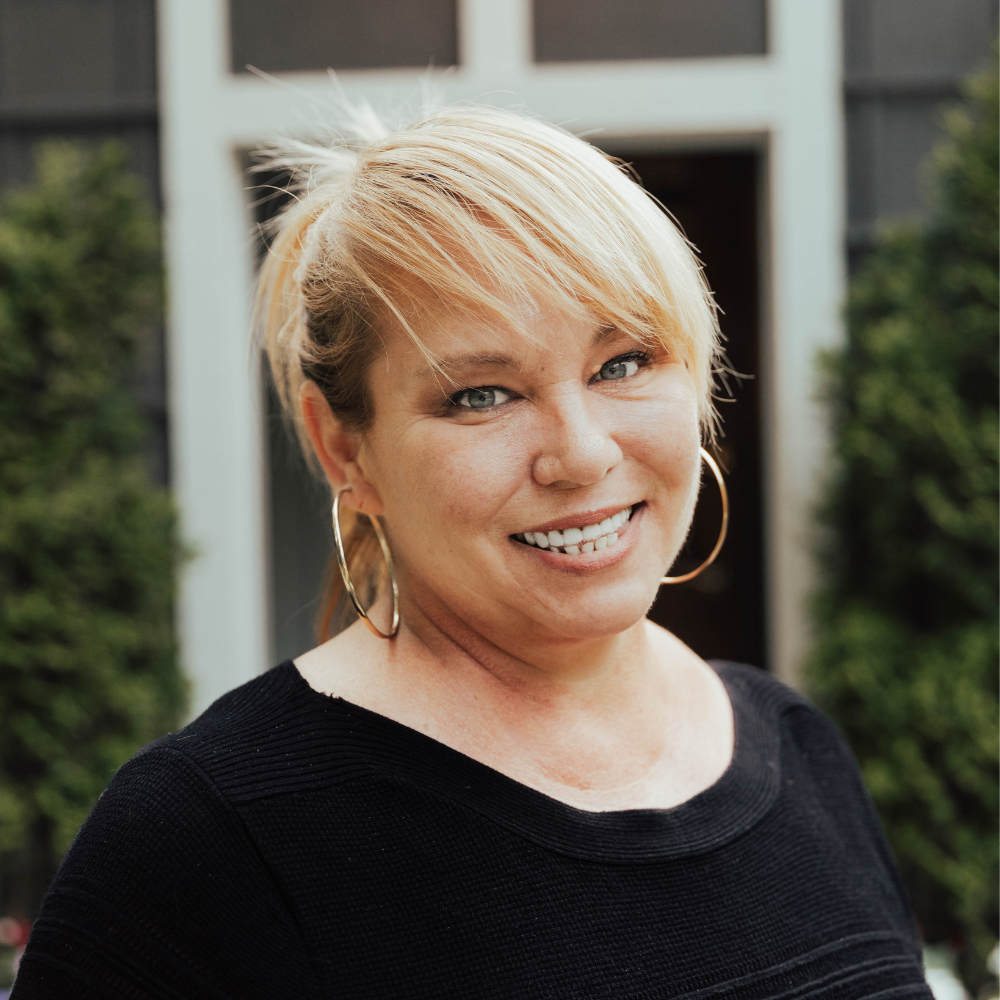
0, 142, 185, 922
810, 60, 998, 991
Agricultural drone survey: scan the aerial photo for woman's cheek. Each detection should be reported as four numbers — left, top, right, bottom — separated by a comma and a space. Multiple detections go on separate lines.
435, 422, 524, 526
378, 417, 523, 546
617, 390, 699, 476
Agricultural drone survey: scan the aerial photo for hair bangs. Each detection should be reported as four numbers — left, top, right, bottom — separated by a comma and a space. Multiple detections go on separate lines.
292, 110, 720, 422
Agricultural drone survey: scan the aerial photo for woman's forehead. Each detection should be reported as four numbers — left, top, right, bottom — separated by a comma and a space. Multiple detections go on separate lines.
394, 304, 627, 386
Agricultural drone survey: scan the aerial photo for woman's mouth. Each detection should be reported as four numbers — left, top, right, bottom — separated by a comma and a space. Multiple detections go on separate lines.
513, 506, 634, 555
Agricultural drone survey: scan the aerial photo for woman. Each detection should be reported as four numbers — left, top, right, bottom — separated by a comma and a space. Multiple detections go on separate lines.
14, 106, 929, 999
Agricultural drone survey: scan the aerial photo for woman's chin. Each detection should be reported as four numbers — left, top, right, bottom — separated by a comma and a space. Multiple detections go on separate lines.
516, 586, 656, 642
416, 555, 666, 647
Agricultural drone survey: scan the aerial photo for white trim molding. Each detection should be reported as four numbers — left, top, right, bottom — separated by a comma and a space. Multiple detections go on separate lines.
158, 0, 844, 711
158, 0, 269, 716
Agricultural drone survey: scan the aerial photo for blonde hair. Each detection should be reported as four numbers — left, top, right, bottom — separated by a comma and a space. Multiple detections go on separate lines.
255, 103, 722, 639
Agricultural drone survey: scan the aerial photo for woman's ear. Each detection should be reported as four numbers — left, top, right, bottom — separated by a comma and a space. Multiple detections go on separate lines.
299, 380, 383, 515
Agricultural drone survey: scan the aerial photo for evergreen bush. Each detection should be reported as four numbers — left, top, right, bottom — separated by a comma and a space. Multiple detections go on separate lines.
0, 142, 185, 922
810, 61, 998, 992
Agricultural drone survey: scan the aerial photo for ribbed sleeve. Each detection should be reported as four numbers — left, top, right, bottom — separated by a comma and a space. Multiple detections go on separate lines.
13, 748, 322, 999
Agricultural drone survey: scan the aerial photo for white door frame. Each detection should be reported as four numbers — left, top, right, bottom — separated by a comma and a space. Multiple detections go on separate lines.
158, 0, 844, 715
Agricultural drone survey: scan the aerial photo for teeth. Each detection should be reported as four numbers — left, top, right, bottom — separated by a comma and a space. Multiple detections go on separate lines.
517, 506, 633, 555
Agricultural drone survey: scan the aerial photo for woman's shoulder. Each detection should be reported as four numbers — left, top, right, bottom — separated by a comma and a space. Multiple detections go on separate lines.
714, 662, 901, 848
714, 662, 892, 843
15, 667, 326, 999
145, 660, 373, 805
709, 659, 815, 720
710, 660, 864, 782
34, 661, 328, 906
159, 660, 305, 747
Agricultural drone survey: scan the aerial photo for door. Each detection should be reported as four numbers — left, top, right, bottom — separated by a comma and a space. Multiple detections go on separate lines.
261, 149, 767, 669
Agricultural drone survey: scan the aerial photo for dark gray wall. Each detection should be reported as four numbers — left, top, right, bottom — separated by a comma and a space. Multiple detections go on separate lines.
229, 0, 458, 73
0, 0, 159, 206
844, 0, 997, 268
0, 0, 167, 484
267, 385, 334, 664
534, 0, 767, 62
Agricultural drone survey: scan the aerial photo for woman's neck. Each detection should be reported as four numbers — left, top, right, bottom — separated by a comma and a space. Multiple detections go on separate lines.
296, 588, 733, 811
400, 586, 658, 703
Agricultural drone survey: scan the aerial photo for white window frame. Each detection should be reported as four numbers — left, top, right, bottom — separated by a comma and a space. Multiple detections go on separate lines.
158, 0, 844, 715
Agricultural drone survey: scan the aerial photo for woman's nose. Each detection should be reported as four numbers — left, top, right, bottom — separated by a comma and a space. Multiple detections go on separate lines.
531, 395, 623, 489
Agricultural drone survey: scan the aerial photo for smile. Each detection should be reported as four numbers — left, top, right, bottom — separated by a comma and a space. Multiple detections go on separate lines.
514, 506, 634, 555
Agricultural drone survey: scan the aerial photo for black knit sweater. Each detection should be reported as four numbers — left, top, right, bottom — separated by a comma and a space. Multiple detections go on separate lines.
13, 660, 930, 999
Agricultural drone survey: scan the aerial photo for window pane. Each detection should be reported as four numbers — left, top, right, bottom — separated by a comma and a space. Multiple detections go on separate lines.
534, 0, 767, 63
230, 0, 458, 74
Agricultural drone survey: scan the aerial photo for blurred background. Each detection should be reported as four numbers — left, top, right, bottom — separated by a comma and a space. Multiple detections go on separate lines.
0, 0, 995, 995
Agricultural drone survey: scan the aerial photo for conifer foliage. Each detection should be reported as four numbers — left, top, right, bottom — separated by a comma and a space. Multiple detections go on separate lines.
0, 143, 185, 918
810, 63, 998, 990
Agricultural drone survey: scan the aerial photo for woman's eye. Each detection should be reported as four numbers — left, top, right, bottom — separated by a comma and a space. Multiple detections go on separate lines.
453, 386, 512, 409
597, 356, 641, 381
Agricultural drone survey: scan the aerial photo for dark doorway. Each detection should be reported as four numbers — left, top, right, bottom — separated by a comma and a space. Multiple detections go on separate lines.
620, 151, 765, 668
258, 150, 766, 669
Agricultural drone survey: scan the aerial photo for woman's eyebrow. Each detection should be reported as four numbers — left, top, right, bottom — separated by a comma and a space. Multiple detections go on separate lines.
412, 353, 520, 384
443, 352, 518, 369
592, 324, 621, 345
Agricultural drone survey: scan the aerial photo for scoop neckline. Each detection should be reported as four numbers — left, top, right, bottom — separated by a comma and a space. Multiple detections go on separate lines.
280, 659, 782, 863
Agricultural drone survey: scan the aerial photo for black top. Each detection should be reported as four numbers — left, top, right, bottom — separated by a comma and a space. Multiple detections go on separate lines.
13, 660, 930, 1000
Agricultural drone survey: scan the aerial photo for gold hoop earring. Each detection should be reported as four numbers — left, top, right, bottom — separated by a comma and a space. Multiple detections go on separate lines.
332, 485, 399, 639
661, 447, 730, 585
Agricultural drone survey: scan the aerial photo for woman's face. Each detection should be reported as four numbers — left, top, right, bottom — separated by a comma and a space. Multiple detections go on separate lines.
348, 296, 702, 647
